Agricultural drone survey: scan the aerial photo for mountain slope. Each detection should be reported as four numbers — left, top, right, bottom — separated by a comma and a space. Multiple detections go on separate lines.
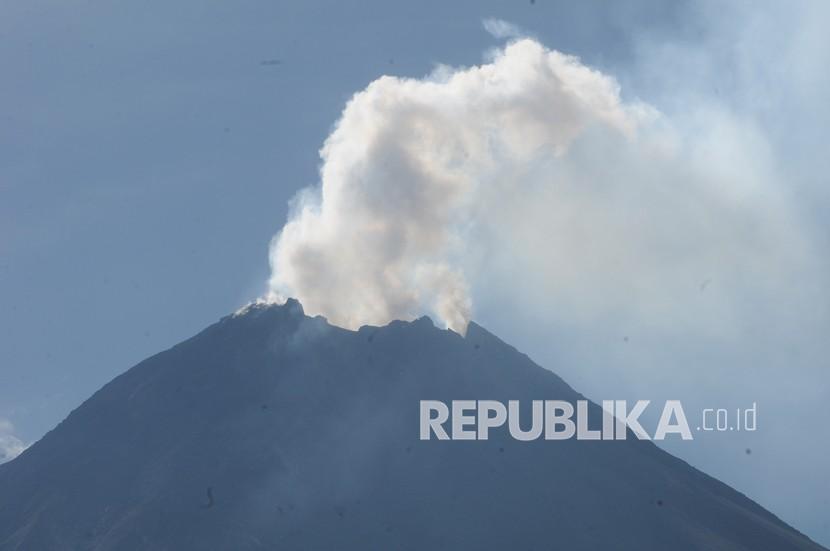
0, 300, 823, 550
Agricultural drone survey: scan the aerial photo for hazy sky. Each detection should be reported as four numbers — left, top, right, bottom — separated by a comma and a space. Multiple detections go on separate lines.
2, 0, 828, 545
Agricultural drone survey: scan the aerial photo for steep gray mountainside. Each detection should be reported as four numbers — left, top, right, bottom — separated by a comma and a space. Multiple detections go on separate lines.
0, 300, 824, 550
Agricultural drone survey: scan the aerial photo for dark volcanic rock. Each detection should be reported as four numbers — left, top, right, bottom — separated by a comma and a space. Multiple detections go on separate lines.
0, 300, 824, 550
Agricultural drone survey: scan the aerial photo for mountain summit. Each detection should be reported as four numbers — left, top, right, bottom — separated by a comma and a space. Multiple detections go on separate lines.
0, 300, 823, 550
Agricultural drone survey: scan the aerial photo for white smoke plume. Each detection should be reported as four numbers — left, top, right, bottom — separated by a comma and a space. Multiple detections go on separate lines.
267, 36, 811, 336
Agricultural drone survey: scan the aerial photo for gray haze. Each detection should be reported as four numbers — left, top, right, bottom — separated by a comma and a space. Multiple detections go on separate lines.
1, 0, 828, 545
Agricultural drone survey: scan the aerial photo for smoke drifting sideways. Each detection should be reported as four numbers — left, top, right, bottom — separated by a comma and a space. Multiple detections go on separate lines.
266, 36, 812, 336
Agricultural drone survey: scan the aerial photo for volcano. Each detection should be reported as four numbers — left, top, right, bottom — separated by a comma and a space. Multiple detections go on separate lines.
0, 300, 823, 550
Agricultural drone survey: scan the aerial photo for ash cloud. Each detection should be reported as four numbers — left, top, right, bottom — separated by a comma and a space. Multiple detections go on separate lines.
267, 34, 814, 337
269, 38, 649, 332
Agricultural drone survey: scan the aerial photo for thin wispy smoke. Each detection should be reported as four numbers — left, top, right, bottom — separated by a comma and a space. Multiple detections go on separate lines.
267, 34, 813, 337
0, 419, 25, 464
482, 18, 526, 40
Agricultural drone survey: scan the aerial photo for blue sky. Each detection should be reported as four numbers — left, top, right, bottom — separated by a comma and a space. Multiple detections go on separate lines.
2, 0, 828, 545
1, 0, 669, 446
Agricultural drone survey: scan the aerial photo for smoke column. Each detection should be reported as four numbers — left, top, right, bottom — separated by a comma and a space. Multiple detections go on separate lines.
267, 36, 810, 335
